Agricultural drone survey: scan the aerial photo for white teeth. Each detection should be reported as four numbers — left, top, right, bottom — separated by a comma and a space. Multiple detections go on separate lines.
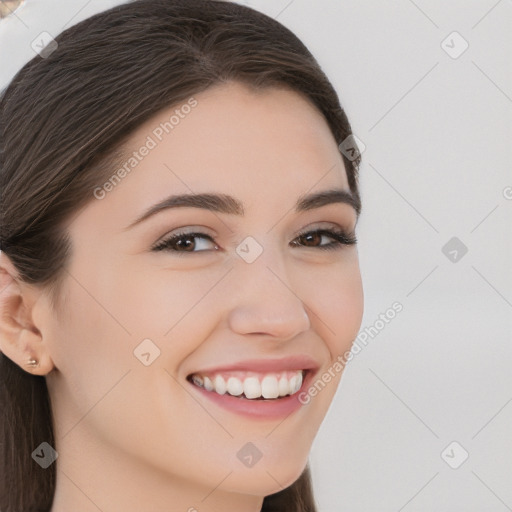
190, 370, 305, 399
289, 375, 298, 394
203, 376, 214, 392
226, 376, 244, 396
292, 372, 303, 394
278, 375, 290, 397
261, 376, 279, 399
214, 375, 227, 395
191, 375, 203, 387
243, 377, 262, 399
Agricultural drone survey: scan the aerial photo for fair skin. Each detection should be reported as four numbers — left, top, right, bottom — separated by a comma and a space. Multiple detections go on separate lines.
0, 81, 363, 512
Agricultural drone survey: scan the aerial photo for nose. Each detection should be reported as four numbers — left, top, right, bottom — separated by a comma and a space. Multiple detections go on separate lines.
226, 247, 311, 340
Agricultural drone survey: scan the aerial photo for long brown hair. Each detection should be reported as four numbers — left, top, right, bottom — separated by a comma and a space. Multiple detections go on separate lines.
0, 1, 361, 510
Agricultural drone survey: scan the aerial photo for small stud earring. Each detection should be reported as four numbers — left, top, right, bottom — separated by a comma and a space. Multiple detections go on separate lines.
27, 358, 39, 368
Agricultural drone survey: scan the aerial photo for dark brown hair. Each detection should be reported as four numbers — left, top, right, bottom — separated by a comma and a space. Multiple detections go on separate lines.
0, 1, 361, 510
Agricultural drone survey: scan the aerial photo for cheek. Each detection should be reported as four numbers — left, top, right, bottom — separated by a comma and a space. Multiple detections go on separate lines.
50, 280, 132, 383
300, 257, 364, 354
109, 265, 222, 364
87, 258, 204, 340
45, 279, 141, 446
121, 264, 217, 326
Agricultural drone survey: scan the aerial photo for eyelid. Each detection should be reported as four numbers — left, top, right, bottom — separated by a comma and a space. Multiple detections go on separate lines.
293, 220, 355, 235
151, 225, 216, 249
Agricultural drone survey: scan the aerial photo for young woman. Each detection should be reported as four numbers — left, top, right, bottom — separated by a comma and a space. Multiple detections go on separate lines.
0, 1, 364, 510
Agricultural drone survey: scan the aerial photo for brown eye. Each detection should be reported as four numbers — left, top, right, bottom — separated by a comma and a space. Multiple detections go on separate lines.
152, 232, 218, 253
291, 228, 357, 250
296, 231, 322, 247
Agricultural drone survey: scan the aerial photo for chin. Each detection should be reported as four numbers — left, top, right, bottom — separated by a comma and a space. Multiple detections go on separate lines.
224, 456, 309, 496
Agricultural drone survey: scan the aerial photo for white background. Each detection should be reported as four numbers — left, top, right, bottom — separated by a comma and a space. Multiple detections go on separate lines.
1, 1, 511, 511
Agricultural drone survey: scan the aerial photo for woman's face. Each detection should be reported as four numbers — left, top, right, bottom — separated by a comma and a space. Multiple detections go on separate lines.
44, 81, 363, 508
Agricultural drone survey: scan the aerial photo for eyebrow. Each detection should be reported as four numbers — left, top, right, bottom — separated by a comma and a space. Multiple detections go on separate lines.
123, 187, 360, 231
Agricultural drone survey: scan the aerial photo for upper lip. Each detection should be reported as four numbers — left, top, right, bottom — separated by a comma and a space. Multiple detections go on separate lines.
188, 354, 321, 376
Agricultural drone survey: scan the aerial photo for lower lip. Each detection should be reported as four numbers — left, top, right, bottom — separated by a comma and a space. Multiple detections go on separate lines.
188, 370, 316, 420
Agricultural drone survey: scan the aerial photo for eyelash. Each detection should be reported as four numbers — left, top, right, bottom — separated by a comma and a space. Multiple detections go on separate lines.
151, 227, 357, 254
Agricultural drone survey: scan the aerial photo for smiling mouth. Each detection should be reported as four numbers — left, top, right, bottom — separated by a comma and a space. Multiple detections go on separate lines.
186, 369, 308, 400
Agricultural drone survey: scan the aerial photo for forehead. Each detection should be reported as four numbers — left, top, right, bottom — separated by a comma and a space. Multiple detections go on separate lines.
78, 81, 351, 232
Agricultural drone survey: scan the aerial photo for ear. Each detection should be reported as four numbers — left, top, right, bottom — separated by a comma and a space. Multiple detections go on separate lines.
0, 250, 54, 375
